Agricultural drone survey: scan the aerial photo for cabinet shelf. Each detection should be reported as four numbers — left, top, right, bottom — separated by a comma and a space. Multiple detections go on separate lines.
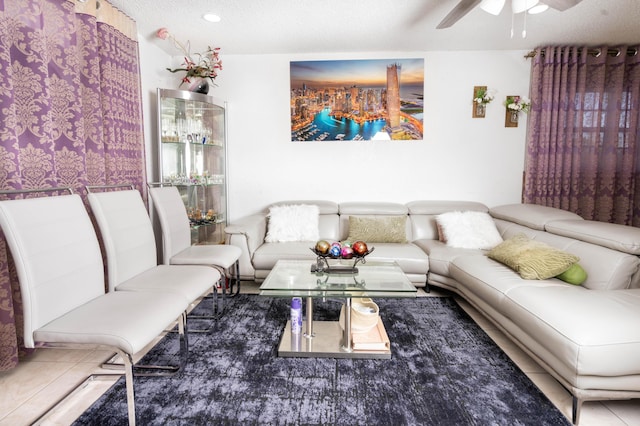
161, 140, 224, 148
157, 88, 228, 246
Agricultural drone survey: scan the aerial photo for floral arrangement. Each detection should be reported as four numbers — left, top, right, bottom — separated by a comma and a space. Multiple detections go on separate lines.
473, 88, 495, 105
156, 28, 222, 87
504, 96, 531, 113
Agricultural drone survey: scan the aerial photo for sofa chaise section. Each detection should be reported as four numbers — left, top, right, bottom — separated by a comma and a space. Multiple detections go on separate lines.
438, 202, 640, 422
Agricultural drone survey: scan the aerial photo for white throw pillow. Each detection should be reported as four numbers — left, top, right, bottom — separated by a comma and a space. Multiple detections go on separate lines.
436, 211, 503, 250
265, 204, 320, 242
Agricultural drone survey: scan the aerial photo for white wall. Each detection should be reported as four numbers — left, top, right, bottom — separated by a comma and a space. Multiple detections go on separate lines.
141, 49, 532, 221
138, 36, 175, 184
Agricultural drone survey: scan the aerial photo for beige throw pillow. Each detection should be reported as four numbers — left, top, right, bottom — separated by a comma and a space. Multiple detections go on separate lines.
347, 216, 408, 243
487, 234, 579, 280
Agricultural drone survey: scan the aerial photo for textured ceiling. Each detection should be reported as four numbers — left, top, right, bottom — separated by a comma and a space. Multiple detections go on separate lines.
110, 0, 640, 56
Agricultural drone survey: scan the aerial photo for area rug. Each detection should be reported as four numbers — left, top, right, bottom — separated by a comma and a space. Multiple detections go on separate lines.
74, 295, 570, 425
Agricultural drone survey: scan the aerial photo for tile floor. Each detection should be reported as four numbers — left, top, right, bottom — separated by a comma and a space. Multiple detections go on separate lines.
1, 283, 639, 426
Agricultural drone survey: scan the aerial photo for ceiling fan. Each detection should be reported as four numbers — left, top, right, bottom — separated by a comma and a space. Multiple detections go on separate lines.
436, 0, 584, 29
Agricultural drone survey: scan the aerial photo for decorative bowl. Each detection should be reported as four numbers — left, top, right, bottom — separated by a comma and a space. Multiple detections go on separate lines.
310, 243, 374, 274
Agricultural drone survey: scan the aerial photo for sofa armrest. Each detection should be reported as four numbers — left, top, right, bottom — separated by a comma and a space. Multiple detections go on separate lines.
225, 214, 267, 279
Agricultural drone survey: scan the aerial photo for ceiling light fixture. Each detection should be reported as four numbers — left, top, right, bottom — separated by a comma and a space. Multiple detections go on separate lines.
480, 0, 549, 39
528, 4, 549, 14
203, 13, 221, 23
512, 0, 539, 14
479, 0, 506, 15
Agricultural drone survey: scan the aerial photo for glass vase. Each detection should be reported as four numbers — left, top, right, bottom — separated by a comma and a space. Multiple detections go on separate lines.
187, 78, 209, 94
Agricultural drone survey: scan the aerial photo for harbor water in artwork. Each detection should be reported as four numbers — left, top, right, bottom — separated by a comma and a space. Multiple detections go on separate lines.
293, 108, 387, 142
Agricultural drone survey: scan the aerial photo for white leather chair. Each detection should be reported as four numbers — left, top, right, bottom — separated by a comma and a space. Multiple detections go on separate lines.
0, 190, 188, 426
86, 187, 220, 328
148, 185, 242, 310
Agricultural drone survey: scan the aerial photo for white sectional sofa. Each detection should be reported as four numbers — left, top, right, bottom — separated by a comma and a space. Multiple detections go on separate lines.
225, 200, 640, 423
226, 200, 431, 285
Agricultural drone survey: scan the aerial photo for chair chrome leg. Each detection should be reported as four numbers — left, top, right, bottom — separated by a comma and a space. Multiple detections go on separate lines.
120, 349, 137, 426
179, 311, 188, 367
186, 284, 222, 330
226, 261, 241, 297
30, 372, 125, 425
102, 312, 188, 375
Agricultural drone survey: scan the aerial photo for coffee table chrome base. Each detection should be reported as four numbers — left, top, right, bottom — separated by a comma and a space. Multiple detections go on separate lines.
277, 320, 391, 359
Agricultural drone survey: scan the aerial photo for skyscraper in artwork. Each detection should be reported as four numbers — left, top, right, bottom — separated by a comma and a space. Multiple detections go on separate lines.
386, 63, 401, 130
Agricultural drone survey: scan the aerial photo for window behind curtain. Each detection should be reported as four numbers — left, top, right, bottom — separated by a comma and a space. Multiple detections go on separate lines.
524, 46, 640, 226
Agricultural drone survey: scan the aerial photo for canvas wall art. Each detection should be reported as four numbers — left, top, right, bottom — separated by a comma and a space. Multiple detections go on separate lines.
290, 58, 424, 142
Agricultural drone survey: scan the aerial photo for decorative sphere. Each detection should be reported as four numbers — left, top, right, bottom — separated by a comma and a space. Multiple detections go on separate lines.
352, 241, 368, 256
342, 240, 352, 248
315, 240, 330, 254
329, 245, 342, 258
341, 246, 354, 259
331, 242, 342, 249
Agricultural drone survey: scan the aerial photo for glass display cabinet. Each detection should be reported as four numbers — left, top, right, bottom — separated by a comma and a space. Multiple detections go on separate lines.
157, 88, 227, 245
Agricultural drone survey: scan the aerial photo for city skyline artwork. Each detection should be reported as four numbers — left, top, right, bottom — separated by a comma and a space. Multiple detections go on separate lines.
290, 58, 424, 142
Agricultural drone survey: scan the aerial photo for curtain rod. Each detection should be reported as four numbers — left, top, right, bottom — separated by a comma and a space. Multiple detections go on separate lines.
525, 47, 639, 59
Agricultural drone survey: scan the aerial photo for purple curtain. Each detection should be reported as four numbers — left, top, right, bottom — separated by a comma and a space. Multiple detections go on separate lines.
524, 45, 640, 225
0, 0, 147, 370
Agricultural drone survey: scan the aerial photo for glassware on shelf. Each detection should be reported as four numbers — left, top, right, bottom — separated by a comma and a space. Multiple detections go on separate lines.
157, 88, 227, 246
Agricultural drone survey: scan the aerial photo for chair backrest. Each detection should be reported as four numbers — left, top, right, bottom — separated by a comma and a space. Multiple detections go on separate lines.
0, 194, 105, 348
87, 190, 157, 291
148, 186, 191, 264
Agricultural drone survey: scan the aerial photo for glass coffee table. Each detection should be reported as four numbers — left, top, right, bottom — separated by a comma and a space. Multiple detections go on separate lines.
260, 259, 417, 359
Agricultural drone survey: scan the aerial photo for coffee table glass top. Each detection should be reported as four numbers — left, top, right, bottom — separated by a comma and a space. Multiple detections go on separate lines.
259, 260, 417, 298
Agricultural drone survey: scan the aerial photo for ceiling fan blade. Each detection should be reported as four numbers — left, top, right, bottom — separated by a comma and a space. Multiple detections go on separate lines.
436, 0, 483, 29
542, 0, 583, 11
405, 2, 446, 28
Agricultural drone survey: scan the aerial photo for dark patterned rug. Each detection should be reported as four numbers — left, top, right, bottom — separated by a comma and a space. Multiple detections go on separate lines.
74, 295, 570, 425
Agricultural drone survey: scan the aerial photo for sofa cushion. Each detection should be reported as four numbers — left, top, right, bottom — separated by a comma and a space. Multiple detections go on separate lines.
495, 220, 640, 290
450, 254, 565, 314
436, 211, 502, 250
362, 243, 429, 276
406, 200, 489, 215
253, 241, 317, 270
265, 204, 319, 242
347, 216, 408, 243
489, 203, 583, 231
501, 287, 640, 385
339, 202, 408, 216
415, 239, 482, 277
487, 234, 579, 280
546, 219, 640, 255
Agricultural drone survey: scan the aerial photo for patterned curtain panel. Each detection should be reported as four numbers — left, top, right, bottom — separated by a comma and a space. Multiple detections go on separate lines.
524, 45, 640, 226
0, 0, 147, 370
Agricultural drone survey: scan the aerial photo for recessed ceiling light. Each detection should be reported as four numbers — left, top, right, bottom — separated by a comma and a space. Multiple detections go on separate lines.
203, 13, 221, 23
528, 4, 549, 14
